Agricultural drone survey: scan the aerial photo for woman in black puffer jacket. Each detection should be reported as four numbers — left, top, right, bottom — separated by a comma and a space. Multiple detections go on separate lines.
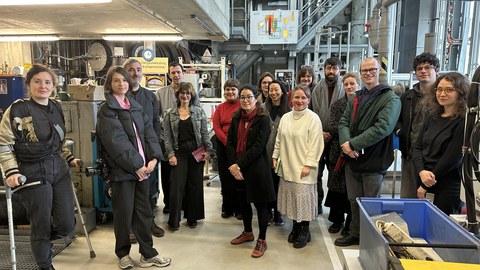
96, 66, 171, 269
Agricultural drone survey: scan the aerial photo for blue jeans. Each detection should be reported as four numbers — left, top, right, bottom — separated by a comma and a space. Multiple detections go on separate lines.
345, 163, 385, 237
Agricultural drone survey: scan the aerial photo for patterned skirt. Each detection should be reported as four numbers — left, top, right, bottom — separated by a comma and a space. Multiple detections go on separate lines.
277, 178, 318, 221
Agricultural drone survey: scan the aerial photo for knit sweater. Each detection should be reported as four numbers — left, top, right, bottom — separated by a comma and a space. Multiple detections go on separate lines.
212, 99, 240, 146
272, 108, 323, 184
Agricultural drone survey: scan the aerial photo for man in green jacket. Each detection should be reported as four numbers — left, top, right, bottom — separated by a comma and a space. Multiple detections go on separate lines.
335, 57, 401, 246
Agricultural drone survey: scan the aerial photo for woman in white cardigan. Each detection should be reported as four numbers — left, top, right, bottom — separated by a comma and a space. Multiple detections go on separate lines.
272, 84, 323, 249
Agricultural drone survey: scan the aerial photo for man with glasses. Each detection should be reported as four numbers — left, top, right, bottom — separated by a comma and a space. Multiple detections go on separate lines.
311, 57, 344, 215
155, 63, 200, 215
395, 53, 439, 198
123, 59, 165, 239
335, 57, 400, 246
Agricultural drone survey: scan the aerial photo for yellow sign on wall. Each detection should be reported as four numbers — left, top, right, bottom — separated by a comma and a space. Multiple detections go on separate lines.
132, 57, 168, 74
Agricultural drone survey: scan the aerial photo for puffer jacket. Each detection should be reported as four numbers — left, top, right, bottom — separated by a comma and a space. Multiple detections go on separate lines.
96, 92, 162, 181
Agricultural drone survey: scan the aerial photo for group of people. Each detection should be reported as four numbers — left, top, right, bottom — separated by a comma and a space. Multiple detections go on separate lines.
0, 51, 470, 268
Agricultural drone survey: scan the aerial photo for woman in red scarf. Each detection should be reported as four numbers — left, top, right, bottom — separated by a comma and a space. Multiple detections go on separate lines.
226, 84, 275, 258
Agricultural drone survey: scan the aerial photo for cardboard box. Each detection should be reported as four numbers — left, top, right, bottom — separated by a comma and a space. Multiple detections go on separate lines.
68, 85, 105, 101
358, 198, 480, 270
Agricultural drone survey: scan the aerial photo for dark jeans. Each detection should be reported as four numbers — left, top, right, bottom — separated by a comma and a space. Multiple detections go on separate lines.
16, 155, 75, 268
168, 141, 205, 226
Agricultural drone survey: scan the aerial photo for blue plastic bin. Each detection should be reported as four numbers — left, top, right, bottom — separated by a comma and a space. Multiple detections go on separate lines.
358, 198, 480, 270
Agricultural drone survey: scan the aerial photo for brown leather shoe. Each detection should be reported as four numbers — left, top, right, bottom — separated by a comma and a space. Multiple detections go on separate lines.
251, 239, 267, 258
230, 231, 254, 245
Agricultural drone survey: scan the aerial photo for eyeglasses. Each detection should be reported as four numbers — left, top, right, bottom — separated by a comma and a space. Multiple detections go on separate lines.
360, 68, 379, 75
434, 87, 456, 94
240, 95, 255, 101
179, 91, 191, 96
416, 65, 436, 72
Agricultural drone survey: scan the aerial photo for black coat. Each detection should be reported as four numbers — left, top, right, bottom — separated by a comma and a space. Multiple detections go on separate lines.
96, 92, 162, 181
226, 107, 275, 203
395, 83, 424, 158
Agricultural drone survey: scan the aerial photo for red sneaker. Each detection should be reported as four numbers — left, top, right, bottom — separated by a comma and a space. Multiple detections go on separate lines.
230, 231, 254, 245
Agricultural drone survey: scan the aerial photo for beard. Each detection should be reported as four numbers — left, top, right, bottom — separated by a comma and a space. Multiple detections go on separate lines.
325, 73, 339, 86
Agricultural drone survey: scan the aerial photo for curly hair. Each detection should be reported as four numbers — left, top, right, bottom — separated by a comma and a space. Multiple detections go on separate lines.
427, 72, 469, 118
413, 52, 440, 70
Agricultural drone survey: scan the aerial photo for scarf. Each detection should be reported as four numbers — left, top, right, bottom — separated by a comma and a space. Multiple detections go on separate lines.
236, 106, 258, 158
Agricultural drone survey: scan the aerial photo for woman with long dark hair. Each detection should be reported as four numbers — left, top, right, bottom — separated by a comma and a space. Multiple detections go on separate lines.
227, 84, 275, 258
264, 79, 291, 225
413, 72, 469, 215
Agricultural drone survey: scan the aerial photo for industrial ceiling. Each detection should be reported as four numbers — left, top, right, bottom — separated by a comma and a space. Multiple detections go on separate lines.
0, 0, 228, 41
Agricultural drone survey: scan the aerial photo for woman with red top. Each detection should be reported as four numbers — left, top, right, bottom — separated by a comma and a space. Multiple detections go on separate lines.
212, 79, 242, 219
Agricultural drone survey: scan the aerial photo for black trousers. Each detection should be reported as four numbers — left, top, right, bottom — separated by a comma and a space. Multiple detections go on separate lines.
111, 179, 158, 259
16, 155, 75, 268
216, 139, 240, 214
148, 165, 159, 212
168, 141, 205, 227
325, 190, 352, 227
160, 160, 171, 210
317, 142, 331, 207
268, 168, 280, 214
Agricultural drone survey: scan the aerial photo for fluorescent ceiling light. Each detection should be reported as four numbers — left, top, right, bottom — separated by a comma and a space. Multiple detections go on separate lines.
0, 35, 60, 41
103, 35, 183, 41
0, 0, 111, 5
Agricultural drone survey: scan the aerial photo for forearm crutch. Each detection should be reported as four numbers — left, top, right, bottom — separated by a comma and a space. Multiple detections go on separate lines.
72, 160, 96, 258
71, 180, 96, 258
2, 175, 28, 270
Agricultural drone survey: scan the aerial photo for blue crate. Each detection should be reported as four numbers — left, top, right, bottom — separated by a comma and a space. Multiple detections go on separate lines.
358, 198, 480, 270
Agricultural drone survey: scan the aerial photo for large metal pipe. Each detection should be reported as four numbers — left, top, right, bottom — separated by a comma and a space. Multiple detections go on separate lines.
368, 2, 381, 50
378, 0, 400, 84
424, 32, 437, 54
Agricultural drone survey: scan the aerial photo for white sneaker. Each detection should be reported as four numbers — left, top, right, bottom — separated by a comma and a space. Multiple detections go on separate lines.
118, 255, 134, 269
139, 255, 172, 268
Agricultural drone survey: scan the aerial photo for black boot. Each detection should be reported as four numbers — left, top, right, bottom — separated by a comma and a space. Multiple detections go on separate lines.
288, 220, 300, 243
293, 223, 311, 248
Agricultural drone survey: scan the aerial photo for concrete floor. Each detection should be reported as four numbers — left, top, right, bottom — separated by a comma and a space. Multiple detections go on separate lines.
52, 178, 359, 270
